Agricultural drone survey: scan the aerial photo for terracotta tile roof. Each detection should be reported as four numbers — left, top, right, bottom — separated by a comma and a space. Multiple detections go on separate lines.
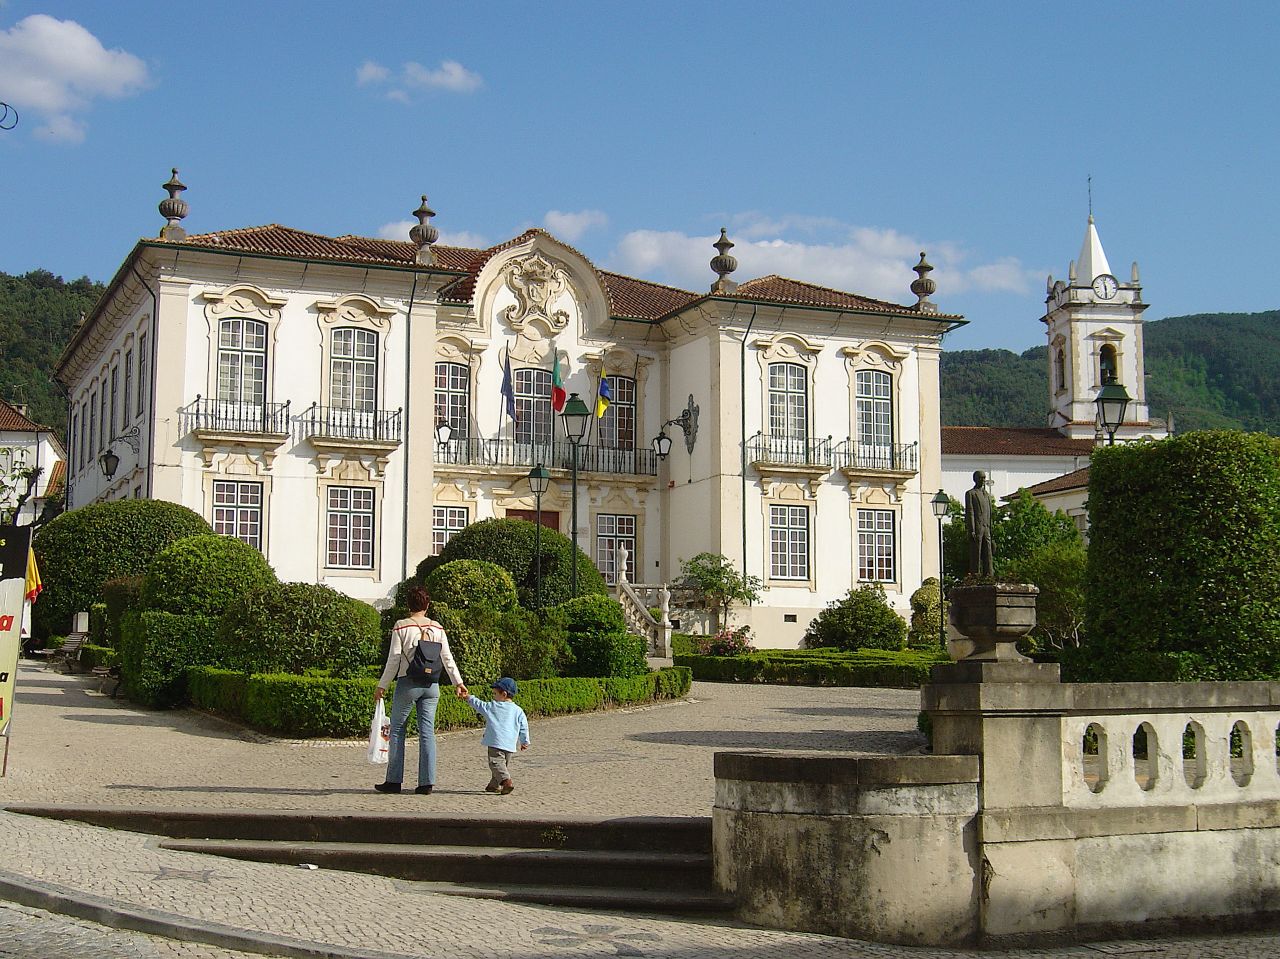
1020, 465, 1090, 497
597, 271, 699, 320
941, 426, 1096, 457
730, 275, 964, 320
0, 400, 52, 432
335, 235, 481, 271
44, 459, 66, 496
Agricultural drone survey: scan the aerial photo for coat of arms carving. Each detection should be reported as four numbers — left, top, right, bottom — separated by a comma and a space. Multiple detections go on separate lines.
503, 253, 571, 333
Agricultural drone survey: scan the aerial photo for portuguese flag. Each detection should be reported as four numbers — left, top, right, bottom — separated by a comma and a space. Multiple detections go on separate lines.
551, 348, 566, 412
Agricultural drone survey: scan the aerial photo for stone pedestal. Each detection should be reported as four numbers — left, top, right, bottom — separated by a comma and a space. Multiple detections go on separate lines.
947, 583, 1039, 662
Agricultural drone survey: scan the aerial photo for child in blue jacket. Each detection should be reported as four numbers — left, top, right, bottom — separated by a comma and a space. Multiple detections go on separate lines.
463, 677, 530, 794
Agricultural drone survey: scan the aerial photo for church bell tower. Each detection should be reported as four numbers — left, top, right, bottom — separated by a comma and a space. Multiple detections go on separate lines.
1041, 216, 1165, 441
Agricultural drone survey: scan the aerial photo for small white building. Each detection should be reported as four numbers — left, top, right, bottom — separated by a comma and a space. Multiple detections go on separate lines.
54, 173, 966, 646
0, 401, 65, 527
941, 215, 1168, 512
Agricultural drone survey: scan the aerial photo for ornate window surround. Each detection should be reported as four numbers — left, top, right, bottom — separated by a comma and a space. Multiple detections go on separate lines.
588, 487, 646, 585
199, 284, 287, 402
315, 458, 384, 582
582, 347, 654, 447
760, 480, 816, 591
848, 484, 902, 591
1085, 327, 1126, 388
753, 332, 822, 439
201, 452, 275, 558
314, 294, 397, 410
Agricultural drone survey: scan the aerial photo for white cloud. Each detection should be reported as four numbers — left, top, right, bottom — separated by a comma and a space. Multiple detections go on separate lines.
609, 217, 1038, 302
543, 209, 608, 242
0, 14, 149, 143
402, 59, 483, 93
356, 60, 390, 86
376, 220, 488, 249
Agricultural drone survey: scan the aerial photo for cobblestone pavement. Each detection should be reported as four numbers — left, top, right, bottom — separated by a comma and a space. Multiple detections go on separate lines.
3, 663, 1280, 958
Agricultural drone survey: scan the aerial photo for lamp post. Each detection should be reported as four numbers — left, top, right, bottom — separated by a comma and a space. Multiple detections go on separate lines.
559, 392, 591, 598
527, 464, 550, 609
1094, 378, 1132, 446
931, 489, 950, 651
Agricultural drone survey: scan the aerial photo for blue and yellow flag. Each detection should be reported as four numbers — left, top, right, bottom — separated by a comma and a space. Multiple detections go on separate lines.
595, 376, 612, 419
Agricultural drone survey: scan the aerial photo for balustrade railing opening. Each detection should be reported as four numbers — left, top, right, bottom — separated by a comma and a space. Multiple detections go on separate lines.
182, 396, 290, 435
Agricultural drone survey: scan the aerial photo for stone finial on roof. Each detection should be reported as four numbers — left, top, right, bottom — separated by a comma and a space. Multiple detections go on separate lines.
158, 168, 188, 241
1131, 261, 1140, 283
910, 251, 937, 313
709, 228, 738, 294
410, 195, 439, 266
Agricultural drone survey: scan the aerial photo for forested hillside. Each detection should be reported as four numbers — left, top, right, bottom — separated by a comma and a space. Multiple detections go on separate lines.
0, 270, 104, 434
941, 310, 1280, 435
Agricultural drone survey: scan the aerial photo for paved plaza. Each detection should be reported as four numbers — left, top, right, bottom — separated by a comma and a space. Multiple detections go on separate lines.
2, 663, 1280, 958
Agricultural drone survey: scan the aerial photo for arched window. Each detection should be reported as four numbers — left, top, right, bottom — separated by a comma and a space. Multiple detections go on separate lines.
330, 328, 378, 412
855, 369, 893, 461
1055, 349, 1066, 393
1099, 344, 1117, 385
598, 375, 635, 449
769, 362, 808, 440
217, 318, 267, 406
514, 368, 552, 446
434, 361, 469, 439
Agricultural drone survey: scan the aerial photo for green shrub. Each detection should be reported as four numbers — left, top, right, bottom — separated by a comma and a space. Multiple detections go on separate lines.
431, 604, 502, 687
79, 644, 120, 671
804, 584, 907, 651
424, 559, 518, 613
100, 575, 145, 647
217, 583, 381, 677
1002, 540, 1087, 651
565, 631, 648, 678
556, 594, 626, 636
1078, 431, 1280, 681
423, 518, 606, 609
689, 625, 755, 656
908, 578, 945, 649
88, 602, 108, 647
141, 535, 277, 617
187, 665, 692, 737
118, 610, 221, 707
33, 499, 211, 637
497, 607, 572, 679
671, 632, 696, 657
675, 647, 946, 687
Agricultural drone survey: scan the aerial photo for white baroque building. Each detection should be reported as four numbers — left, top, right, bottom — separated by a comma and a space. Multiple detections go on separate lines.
55, 173, 964, 646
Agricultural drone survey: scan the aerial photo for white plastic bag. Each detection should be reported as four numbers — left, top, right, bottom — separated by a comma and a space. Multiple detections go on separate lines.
366, 699, 390, 765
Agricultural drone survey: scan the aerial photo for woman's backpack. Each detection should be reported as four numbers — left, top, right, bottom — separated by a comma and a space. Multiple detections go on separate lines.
405, 623, 444, 683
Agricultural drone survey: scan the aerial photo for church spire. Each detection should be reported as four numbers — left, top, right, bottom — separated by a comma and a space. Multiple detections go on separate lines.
1075, 214, 1112, 284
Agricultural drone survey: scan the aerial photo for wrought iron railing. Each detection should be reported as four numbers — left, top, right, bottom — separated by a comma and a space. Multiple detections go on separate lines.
182, 396, 290, 435
301, 404, 402, 444
832, 439, 918, 473
745, 433, 834, 468
435, 436, 657, 476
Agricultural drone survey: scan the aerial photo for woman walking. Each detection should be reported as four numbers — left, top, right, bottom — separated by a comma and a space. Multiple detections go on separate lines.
374, 586, 468, 794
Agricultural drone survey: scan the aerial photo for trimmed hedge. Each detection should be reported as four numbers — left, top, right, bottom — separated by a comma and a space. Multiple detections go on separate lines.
33, 499, 211, 637
675, 647, 947, 688
79, 644, 120, 670
424, 560, 518, 612
100, 575, 145, 647
1079, 431, 1280, 681
88, 602, 108, 647
142, 534, 277, 617
187, 666, 693, 737
118, 610, 221, 707
217, 582, 380, 678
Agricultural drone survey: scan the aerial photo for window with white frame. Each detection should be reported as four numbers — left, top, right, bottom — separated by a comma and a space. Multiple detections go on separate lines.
212, 480, 263, 550
69, 411, 78, 473
769, 504, 809, 580
109, 366, 119, 438
89, 392, 98, 460
123, 350, 133, 423
769, 362, 808, 442
597, 375, 636, 449
138, 332, 148, 415
857, 509, 896, 582
99, 387, 108, 449
326, 486, 375, 569
331, 328, 378, 411
855, 369, 893, 463
217, 318, 267, 405
434, 362, 469, 439
595, 513, 636, 585
432, 506, 468, 555
514, 368, 552, 446
80, 401, 89, 468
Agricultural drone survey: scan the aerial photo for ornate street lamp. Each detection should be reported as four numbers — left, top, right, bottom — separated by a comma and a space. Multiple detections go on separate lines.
527, 463, 550, 609
651, 395, 699, 461
931, 489, 950, 651
98, 447, 120, 480
559, 392, 591, 597
1094, 378, 1132, 446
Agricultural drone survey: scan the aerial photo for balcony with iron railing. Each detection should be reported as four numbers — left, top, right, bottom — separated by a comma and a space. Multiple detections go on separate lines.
746, 433, 834, 468
435, 435, 657, 477
832, 439, 919, 477
182, 396, 292, 437
300, 404, 403, 445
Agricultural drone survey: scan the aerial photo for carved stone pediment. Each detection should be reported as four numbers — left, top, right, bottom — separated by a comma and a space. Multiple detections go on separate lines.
503, 253, 570, 333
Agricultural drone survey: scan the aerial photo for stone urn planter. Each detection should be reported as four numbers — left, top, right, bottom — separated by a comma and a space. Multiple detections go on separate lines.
947, 582, 1039, 662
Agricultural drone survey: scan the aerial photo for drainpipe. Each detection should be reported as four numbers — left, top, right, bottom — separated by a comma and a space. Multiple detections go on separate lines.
400, 273, 421, 583
130, 264, 159, 499
739, 305, 758, 581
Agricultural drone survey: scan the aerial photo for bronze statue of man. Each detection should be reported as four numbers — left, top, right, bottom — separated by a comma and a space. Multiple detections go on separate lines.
965, 470, 994, 578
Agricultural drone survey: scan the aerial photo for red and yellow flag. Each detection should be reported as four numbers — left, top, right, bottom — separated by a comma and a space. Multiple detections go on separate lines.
24, 549, 41, 604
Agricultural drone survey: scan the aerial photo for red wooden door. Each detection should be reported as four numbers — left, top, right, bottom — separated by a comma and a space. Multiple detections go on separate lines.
507, 509, 559, 531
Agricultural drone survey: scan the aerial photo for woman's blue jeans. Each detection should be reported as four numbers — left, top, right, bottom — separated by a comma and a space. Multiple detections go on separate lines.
386, 678, 440, 788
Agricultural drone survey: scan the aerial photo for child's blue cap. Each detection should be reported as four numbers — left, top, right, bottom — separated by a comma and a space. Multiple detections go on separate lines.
492, 677, 517, 696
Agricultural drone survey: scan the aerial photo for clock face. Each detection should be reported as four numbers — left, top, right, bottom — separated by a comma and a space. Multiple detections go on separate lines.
1092, 274, 1119, 299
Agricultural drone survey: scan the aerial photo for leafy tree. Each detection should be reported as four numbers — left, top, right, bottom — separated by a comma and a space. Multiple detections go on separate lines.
1001, 540, 1087, 650
677, 552, 762, 631
804, 584, 907, 652
993, 490, 1081, 579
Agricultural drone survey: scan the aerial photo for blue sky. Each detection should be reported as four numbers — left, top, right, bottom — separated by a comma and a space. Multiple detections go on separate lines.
1, 1, 1276, 352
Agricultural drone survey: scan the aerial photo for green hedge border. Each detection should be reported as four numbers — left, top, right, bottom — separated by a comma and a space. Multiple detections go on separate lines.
674, 648, 946, 688
187, 666, 692, 738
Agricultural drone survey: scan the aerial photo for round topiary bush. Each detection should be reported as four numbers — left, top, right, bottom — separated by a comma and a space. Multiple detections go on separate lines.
556, 594, 626, 636
804, 584, 907, 652
141, 534, 277, 617
419, 518, 607, 609
431, 604, 502, 687
217, 582, 381, 677
424, 559, 518, 613
33, 499, 212, 637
